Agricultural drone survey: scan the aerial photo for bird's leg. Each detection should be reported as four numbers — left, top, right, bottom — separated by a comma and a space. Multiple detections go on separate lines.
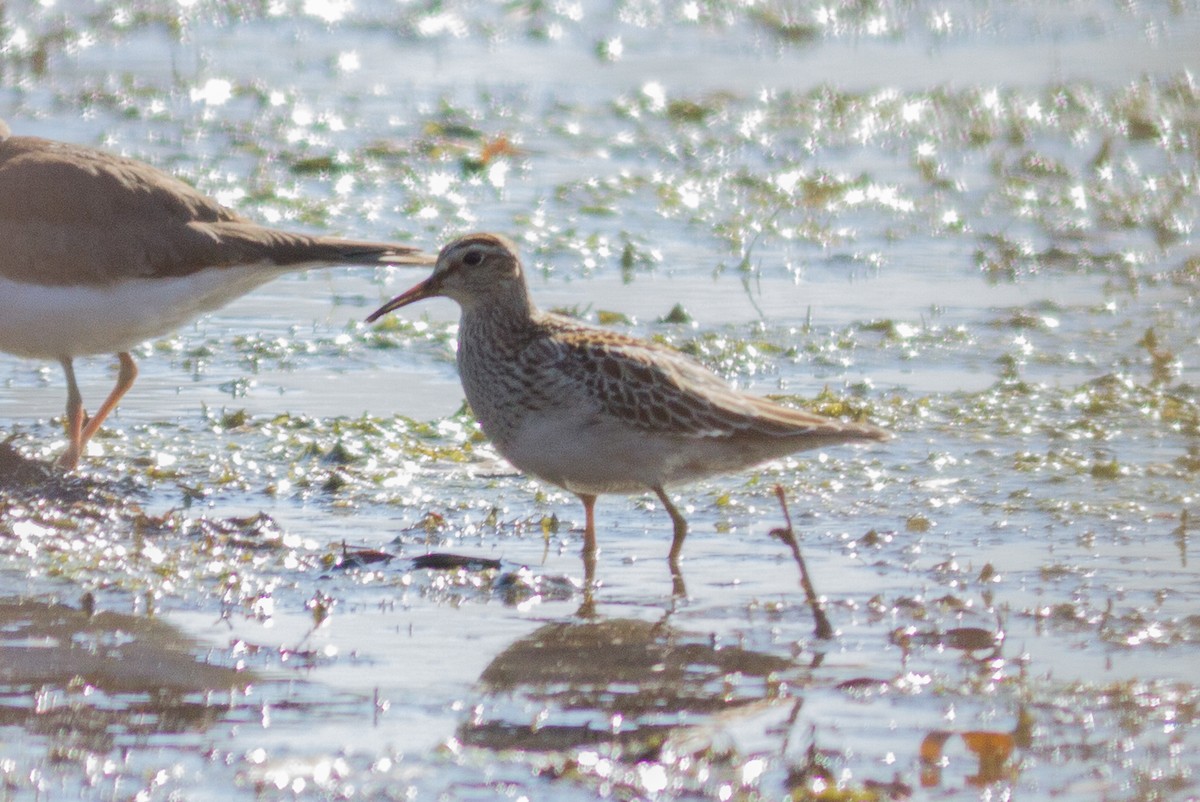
577, 493, 599, 618
654, 486, 689, 598
57, 357, 85, 470
79, 352, 138, 446
579, 493, 598, 586
655, 486, 689, 562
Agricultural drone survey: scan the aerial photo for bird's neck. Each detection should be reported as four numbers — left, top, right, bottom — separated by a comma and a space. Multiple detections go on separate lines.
459, 296, 539, 357
455, 298, 545, 449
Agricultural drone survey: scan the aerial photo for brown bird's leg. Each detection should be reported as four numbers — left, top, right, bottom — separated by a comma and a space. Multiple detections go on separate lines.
654, 486, 689, 599
80, 352, 138, 446
57, 357, 86, 470
577, 493, 599, 618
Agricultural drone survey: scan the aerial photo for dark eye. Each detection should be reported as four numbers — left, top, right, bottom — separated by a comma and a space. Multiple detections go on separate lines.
463, 250, 484, 266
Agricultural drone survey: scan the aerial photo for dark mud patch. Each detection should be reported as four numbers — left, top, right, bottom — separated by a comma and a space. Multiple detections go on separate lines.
0, 438, 117, 504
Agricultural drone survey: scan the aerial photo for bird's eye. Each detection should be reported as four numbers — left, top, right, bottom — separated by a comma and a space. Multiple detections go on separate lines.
463, 250, 484, 266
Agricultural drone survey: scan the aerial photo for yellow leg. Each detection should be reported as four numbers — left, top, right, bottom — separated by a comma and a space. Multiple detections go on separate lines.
577, 493, 599, 618
654, 486, 689, 598
579, 493, 598, 584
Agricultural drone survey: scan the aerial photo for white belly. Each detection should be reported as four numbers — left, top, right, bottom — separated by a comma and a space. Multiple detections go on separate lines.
498, 409, 721, 495
0, 266, 289, 359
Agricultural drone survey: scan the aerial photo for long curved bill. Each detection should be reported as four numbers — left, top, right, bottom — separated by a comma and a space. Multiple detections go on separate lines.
366, 274, 442, 323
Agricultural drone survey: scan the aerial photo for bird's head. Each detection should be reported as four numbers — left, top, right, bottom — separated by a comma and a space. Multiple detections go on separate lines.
366, 232, 529, 321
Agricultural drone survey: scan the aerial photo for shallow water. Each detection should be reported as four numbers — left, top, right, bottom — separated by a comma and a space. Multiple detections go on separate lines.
2, 1, 1199, 799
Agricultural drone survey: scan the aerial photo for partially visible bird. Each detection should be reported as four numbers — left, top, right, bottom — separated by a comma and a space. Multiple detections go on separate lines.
367, 233, 889, 590
0, 120, 434, 468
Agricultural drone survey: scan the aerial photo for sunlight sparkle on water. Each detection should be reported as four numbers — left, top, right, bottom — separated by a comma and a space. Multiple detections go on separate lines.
638, 763, 669, 794
642, 82, 667, 112
303, 0, 352, 23
902, 100, 926, 122
930, 9, 953, 34
677, 179, 703, 209
428, 172, 455, 196
416, 12, 468, 38
739, 109, 766, 138
11, 520, 53, 540
4, 26, 31, 52
1071, 185, 1088, 210
487, 161, 509, 189
844, 183, 915, 213
189, 78, 232, 106
741, 758, 765, 785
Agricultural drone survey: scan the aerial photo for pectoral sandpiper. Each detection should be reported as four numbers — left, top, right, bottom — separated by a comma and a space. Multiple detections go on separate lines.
0, 120, 433, 469
367, 233, 888, 590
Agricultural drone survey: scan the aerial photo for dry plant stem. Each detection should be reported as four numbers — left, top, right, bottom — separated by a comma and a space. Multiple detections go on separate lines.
774, 485, 834, 640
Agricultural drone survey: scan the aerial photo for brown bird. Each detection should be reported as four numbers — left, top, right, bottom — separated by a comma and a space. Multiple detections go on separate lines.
368, 233, 888, 590
0, 120, 433, 468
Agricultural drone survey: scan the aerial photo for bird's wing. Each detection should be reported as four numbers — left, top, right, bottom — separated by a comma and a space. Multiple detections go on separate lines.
0, 135, 423, 286
0, 136, 244, 229
531, 315, 886, 444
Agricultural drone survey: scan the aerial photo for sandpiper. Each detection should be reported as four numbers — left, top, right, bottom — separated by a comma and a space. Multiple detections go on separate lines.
368, 233, 888, 588
0, 120, 433, 469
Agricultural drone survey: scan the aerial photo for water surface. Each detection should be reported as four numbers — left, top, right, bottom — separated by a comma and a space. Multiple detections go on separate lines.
2, 1, 1198, 799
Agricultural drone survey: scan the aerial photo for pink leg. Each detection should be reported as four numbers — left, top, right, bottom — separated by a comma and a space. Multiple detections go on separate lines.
56, 352, 138, 469
57, 358, 85, 470
80, 352, 138, 444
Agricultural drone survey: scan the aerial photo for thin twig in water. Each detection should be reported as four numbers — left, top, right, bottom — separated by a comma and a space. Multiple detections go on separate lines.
732, 207, 784, 321
771, 485, 834, 640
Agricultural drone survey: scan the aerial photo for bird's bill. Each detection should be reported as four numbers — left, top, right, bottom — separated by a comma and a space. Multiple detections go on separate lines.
366, 274, 441, 322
